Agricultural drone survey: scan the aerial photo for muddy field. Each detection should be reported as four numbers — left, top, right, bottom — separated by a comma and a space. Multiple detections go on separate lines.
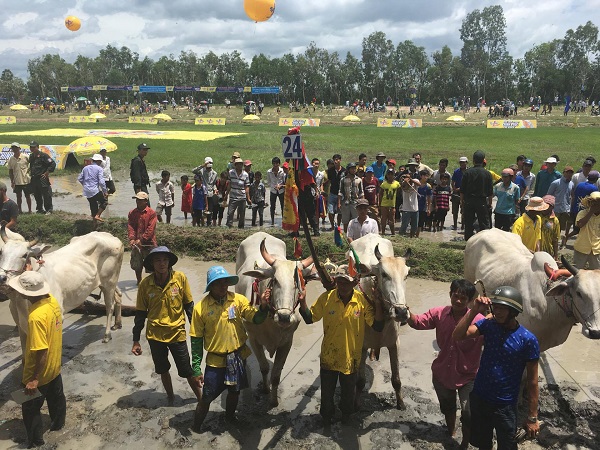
0, 259, 599, 449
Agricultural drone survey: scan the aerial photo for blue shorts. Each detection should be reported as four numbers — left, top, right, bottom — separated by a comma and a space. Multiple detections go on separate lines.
203, 363, 249, 403
327, 193, 339, 215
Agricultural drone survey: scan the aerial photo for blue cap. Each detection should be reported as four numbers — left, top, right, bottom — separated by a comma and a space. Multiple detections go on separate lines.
524, 159, 533, 165
365, 167, 374, 173
205, 265, 239, 292
143, 246, 178, 272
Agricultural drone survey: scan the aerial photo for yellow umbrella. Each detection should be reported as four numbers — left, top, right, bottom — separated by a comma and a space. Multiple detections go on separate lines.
242, 114, 260, 121
66, 137, 117, 155
89, 113, 106, 119
10, 104, 29, 111
446, 115, 465, 122
154, 113, 172, 121
342, 115, 360, 122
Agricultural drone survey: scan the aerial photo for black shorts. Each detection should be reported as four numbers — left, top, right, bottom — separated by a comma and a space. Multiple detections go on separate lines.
14, 184, 32, 195
435, 208, 449, 222
147, 339, 194, 378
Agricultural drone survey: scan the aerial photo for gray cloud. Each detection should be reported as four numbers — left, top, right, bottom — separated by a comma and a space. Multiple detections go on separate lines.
0, 0, 596, 80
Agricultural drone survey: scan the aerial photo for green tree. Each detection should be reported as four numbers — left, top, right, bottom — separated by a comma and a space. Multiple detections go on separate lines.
557, 21, 599, 96
0, 69, 27, 102
361, 32, 393, 100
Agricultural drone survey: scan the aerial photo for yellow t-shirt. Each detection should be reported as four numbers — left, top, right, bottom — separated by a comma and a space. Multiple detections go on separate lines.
574, 210, 600, 255
380, 180, 400, 207
310, 289, 375, 374
136, 271, 193, 343
190, 291, 256, 368
541, 216, 560, 256
512, 213, 541, 252
488, 169, 501, 183
22, 295, 62, 386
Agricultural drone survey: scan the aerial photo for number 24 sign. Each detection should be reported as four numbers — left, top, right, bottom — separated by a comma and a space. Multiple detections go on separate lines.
282, 134, 303, 159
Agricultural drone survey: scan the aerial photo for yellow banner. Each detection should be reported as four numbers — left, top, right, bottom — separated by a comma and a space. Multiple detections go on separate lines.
278, 118, 321, 127
377, 118, 422, 128
69, 116, 97, 123
166, 86, 174, 92
243, 86, 252, 93
0, 116, 17, 124
486, 120, 537, 129
195, 117, 226, 125
92, 85, 108, 91
200, 87, 216, 93
128, 116, 158, 124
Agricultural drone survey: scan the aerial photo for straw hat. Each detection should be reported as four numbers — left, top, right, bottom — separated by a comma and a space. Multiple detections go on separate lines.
580, 191, 600, 209
525, 197, 550, 211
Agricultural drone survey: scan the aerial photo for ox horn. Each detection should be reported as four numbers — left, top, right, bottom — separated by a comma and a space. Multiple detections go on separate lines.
260, 238, 276, 266
28, 228, 42, 248
561, 255, 579, 276
301, 255, 313, 269
0, 225, 7, 243
374, 244, 383, 261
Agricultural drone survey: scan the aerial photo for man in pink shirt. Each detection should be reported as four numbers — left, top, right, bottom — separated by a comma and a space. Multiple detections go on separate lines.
407, 279, 484, 449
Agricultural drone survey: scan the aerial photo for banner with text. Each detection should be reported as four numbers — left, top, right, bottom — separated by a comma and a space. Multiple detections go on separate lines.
195, 118, 226, 125
69, 116, 97, 123
278, 118, 321, 127
486, 120, 537, 129
0, 116, 16, 125
377, 118, 422, 128
128, 116, 158, 124
0, 145, 68, 168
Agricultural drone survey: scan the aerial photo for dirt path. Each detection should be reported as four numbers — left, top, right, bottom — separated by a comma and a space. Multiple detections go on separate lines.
0, 258, 598, 449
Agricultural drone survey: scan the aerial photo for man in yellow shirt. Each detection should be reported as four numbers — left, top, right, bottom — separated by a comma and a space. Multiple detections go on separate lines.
573, 192, 600, 269
10, 271, 65, 448
540, 195, 561, 261
190, 266, 269, 432
298, 265, 383, 428
131, 246, 201, 404
512, 196, 547, 252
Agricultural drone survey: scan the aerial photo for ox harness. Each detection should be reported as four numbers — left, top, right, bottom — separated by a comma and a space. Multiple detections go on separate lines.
249, 266, 306, 316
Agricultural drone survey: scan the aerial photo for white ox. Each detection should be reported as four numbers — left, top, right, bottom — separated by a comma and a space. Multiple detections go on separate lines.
0, 227, 124, 353
465, 228, 600, 352
235, 232, 316, 407
349, 233, 411, 410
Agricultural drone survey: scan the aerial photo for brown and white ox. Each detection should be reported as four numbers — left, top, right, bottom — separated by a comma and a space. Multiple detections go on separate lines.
235, 232, 316, 407
0, 227, 124, 354
349, 233, 411, 410
465, 228, 600, 352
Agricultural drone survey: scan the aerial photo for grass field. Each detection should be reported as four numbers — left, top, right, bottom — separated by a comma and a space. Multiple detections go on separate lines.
0, 105, 598, 179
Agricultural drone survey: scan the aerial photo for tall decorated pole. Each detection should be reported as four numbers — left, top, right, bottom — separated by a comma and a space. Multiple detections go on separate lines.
281, 127, 335, 290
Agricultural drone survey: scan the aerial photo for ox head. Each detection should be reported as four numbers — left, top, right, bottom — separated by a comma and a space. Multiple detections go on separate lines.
545, 256, 600, 340
243, 238, 317, 327
360, 245, 411, 323
0, 226, 48, 288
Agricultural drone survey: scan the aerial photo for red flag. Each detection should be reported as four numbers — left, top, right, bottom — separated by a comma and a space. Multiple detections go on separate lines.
293, 237, 303, 259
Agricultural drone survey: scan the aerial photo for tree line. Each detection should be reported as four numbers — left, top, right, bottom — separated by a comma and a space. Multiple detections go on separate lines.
1, 6, 599, 106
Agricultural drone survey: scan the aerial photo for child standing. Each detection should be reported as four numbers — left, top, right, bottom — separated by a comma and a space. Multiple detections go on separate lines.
181, 175, 192, 220
250, 171, 266, 226
399, 171, 422, 238
215, 170, 229, 226
155, 170, 175, 224
379, 169, 400, 235
433, 173, 452, 231
416, 171, 433, 237
192, 174, 207, 227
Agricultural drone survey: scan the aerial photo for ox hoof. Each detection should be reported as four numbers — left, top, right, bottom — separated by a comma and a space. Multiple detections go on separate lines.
396, 399, 406, 410
102, 335, 112, 343
269, 397, 279, 408
111, 323, 122, 331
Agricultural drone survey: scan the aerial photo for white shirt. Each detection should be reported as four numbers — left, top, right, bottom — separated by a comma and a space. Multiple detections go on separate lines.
155, 180, 175, 206
100, 156, 112, 181
347, 217, 379, 241
267, 167, 286, 194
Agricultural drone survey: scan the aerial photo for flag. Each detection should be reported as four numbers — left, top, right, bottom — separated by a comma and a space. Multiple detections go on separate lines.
287, 126, 315, 191
564, 95, 571, 113
293, 237, 302, 259
334, 226, 343, 248
282, 169, 300, 232
348, 256, 357, 277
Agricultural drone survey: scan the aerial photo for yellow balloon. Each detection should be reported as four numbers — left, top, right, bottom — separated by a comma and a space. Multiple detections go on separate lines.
65, 15, 81, 32
243, 0, 275, 22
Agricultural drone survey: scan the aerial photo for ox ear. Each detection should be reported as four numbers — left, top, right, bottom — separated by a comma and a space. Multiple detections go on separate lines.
546, 280, 570, 298
243, 268, 275, 280
302, 266, 320, 283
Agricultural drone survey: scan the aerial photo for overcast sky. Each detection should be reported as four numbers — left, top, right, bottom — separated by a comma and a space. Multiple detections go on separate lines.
1, 0, 598, 81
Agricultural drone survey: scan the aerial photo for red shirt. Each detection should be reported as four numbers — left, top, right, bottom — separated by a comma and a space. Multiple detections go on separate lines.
127, 206, 158, 246
363, 177, 379, 205
411, 306, 484, 389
